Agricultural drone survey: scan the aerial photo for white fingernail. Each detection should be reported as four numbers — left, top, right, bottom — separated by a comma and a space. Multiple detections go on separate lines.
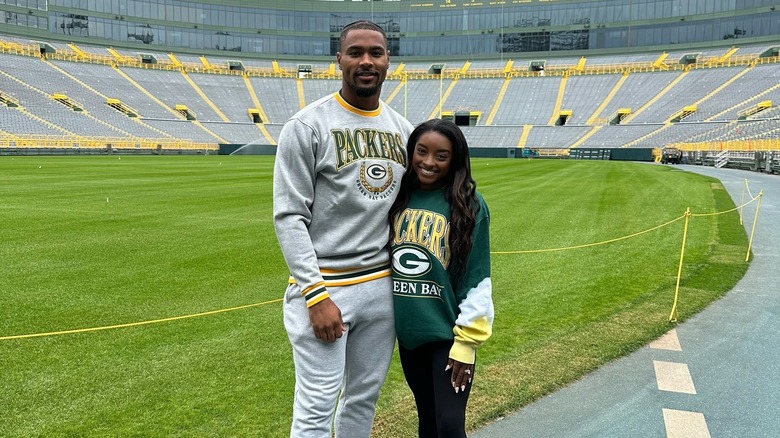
455, 386, 459, 394
444, 364, 451, 371
461, 385, 466, 392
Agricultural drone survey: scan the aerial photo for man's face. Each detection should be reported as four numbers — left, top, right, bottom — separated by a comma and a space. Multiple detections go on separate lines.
337, 29, 389, 99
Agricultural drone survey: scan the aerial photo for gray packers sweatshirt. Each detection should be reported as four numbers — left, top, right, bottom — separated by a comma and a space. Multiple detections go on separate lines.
273, 92, 413, 307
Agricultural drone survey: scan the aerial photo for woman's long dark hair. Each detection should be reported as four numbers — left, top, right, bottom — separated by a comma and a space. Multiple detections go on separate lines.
389, 119, 480, 286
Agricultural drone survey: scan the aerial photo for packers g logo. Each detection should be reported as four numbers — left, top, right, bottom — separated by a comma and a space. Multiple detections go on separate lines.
392, 247, 431, 277
359, 162, 394, 194
365, 164, 387, 179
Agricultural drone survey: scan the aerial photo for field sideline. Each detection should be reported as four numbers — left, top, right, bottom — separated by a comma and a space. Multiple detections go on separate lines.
0, 156, 749, 437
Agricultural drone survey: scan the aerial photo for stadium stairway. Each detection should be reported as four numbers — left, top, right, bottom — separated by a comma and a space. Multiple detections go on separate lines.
621, 70, 690, 124
484, 77, 511, 126
180, 70, 231, 122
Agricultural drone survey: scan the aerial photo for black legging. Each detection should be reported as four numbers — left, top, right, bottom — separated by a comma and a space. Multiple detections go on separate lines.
399, 340, 472, 438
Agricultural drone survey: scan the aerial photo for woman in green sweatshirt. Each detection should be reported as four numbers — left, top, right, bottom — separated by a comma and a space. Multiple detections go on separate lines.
389, 119, 494, 438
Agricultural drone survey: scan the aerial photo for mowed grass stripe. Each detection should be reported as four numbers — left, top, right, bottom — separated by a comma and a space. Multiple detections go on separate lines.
0, 156, 748, 437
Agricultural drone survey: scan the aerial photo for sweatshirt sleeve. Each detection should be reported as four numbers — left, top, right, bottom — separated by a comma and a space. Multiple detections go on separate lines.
273, 118, 329, 307
449, 198, 494, 364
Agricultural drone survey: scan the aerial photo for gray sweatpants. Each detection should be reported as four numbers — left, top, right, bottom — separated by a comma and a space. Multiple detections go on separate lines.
283, 276, 396, 438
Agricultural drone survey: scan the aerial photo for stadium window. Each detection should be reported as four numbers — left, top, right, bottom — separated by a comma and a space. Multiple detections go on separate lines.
196, 30, 206, 50
709, 0, 720, 12
615, 29, 628, 48
763, 15, 776, 35
260, 11, 270, 30
256, 10, 266, 29
199, 4, 210, 25
434, 15, 445, 33
655, 2, 665, 18
612, 4, 626, 21
668, 26, 679, 44
417, 39, 428, 57
702, 23, 714, 41
143, 2, 151, 20
408, 15, 421, 33
230, 8, 240, 27
388, 37, 399, 57
630, 28, 641, 47
294, 13, 305, 32
629, 3, 639, 20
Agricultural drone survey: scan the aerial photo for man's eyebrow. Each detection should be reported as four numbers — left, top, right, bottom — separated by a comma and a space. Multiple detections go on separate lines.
344, 44, 386, 52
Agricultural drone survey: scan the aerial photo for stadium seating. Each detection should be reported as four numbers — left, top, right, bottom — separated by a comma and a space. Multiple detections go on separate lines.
1, 36, 779, 155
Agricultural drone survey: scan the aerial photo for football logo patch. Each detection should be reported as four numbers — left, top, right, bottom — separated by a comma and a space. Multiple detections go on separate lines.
392, 247, 431, 277
359, 162, 394, 196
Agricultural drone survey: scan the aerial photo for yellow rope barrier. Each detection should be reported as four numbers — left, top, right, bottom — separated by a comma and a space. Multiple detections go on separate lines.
2, 184, 765, 340
689, 199, 757, 217
746, 191, 764, 262
668, 191, 763, 321
490, 182, 764, 324
491, 214, 687, 255
492, 189, 761, 257
668, 208, 691, 323
745, 178, 756, 200
0, 298, 283, 341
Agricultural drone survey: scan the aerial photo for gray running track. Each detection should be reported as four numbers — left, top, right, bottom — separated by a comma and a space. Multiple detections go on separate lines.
473, 165, 780, 438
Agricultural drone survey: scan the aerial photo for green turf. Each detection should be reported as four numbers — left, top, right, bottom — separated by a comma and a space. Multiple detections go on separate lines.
0, 156, 749, 437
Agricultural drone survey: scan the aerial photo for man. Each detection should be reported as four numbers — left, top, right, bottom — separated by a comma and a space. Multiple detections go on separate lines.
273, 20, 413, 437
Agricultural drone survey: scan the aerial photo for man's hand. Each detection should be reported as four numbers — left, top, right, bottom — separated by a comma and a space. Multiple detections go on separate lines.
446, 358, 474, 394
308, 298, 346, 343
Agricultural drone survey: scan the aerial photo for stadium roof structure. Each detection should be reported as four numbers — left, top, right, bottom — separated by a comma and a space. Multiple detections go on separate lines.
1, 0, 779, 60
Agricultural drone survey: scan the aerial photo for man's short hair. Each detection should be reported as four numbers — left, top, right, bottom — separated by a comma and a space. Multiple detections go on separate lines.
339, 20, 388, 50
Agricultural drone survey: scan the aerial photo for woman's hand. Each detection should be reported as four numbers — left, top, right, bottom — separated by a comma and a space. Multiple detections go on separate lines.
445, 358, 474, 394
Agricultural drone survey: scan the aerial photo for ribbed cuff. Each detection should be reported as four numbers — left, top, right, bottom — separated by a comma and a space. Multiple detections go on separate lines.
449, 339, 476, 364
303, 284, 329, 308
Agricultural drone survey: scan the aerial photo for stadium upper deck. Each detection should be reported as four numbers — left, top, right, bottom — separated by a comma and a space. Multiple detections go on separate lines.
1, 35, 779, 156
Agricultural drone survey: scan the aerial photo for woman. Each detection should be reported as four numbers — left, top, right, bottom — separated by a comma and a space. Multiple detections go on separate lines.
389, 119, 494, 438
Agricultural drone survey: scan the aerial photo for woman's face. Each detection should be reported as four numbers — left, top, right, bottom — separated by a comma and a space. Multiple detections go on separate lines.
412, 131, 453, 190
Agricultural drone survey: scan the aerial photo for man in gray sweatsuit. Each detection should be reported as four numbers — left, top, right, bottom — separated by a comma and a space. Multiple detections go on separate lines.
273, 20, 413, 437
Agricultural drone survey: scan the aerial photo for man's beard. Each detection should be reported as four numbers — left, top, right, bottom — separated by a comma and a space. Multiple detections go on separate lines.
351, 83, 380, 97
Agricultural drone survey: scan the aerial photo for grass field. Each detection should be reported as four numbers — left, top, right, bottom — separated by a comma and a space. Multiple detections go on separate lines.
0, 155, 749, 437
